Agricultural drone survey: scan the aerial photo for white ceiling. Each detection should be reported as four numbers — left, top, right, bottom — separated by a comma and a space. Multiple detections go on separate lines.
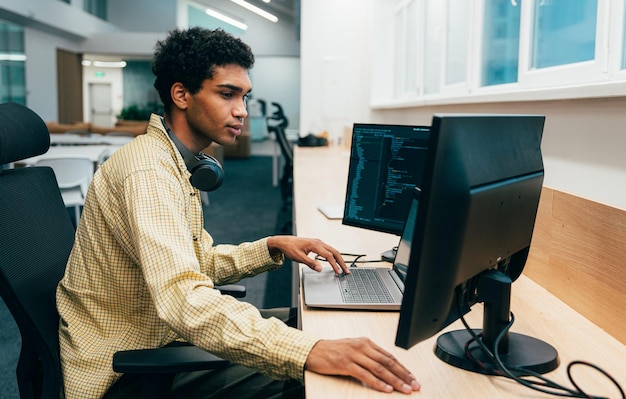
195, 0, 298, 22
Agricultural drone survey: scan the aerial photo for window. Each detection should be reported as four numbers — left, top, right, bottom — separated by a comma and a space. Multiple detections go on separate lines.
393, 0, 420, 98
482, 0, 521, 86
422, 1, 444, 95
531, 0, 597, 69
371, 0, 623, 107
0, 21, 26, 105
84, 0, 107, 20
422, 0, 470, 95
445, 0, 470, 86
622, 1, 626, 68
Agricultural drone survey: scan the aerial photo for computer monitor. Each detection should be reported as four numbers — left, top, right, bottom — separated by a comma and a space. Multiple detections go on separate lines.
395, 114, 559, 375
342, 123, 430, 261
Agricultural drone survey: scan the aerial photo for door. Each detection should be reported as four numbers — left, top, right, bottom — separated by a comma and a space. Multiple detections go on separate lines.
57, 49, 83, 123
89, 83, 113, 127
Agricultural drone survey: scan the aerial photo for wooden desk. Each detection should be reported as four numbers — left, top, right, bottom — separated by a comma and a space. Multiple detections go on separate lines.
293, 146, 626, 398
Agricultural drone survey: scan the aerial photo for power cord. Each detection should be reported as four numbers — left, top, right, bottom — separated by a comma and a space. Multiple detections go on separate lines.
455, 294, 624, 398
315, 253, 390, 268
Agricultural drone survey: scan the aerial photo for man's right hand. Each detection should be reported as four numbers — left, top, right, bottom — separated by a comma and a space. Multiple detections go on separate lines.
304, 337, 421, 394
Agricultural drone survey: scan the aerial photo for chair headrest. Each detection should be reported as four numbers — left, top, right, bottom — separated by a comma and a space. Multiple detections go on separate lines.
0, 102, 50, 164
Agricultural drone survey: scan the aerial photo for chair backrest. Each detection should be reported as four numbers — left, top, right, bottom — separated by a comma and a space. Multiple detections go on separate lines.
266, 102, 293, 164
268, 124, 294, 165
35, 157, 94, 197
0, 102, 76, 399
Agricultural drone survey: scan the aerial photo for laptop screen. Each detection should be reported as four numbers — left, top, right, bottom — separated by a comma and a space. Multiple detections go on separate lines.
392, 187, 420, 283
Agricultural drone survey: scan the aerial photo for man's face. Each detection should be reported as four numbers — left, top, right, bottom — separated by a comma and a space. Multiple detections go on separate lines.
185, 64, 252, 148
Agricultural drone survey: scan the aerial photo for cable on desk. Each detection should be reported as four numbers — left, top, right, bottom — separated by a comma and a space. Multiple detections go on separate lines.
454, 291, 625, 399
315, 253, 391, 268
566, 362, 625, 399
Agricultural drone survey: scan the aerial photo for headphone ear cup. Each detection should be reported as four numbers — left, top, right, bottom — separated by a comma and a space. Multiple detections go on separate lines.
161, 117, 224, 191
187, 153, 225, 192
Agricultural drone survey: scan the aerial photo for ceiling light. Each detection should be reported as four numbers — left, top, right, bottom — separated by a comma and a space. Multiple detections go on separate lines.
230, 0, 278, 23
0, 53, 27, 61
93, 61, 127, 68
81, 60, 127, 68
205, 7, 248, 30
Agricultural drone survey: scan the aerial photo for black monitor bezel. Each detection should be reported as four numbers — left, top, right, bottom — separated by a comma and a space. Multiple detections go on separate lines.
395, 113, 545, 350
341, 122, 430, 236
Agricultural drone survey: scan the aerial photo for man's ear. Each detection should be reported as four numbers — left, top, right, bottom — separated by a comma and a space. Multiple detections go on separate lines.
171, 82, 189, 110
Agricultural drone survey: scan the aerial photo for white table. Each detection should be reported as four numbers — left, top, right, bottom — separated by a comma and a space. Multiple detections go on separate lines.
50, 133, 134, 146
17, 145, 123, 167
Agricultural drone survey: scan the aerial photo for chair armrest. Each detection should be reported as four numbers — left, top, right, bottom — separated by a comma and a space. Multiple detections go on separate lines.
113, 345, 229, 374
215, 284, 246, 298
112, 286, 243, 375
111, 286, 243, 382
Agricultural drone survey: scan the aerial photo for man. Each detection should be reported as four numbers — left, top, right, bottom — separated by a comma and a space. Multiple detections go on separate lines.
57, 27, 420, 398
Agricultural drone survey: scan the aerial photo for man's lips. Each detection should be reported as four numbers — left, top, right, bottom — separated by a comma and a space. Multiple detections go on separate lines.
227, 123, 244, 135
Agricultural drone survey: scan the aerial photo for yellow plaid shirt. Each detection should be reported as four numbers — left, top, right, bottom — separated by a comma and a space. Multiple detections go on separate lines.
56, 114, 319, 399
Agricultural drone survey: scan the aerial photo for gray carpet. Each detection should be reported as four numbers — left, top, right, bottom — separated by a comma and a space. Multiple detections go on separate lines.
0, 155, 291, 398
203, 155, 293, 308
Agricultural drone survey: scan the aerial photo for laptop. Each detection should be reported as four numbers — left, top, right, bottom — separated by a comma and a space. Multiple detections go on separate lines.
317, 204, 344, 220
302, 188, 419, 310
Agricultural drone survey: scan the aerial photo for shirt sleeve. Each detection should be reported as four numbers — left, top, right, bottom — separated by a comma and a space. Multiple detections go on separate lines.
122, 168, 318, 381
199, 234, 283, 285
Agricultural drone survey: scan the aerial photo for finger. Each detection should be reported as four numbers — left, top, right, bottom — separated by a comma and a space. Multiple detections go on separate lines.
328, 259, 347, 274
299, 254, 323, 272
358, 347, 420, 393
317, 246, 349, 274
325, 256, 344, 274
349, 363, 395, 393
329, 247, 349, 273
308, 260, 323, 272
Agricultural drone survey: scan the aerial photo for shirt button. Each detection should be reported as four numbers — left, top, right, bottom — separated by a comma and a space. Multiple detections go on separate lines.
193, 236, 198, 241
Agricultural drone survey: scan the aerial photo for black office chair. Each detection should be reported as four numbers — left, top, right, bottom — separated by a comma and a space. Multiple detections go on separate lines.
0, 102, 242, 399
266, 102, 293, 206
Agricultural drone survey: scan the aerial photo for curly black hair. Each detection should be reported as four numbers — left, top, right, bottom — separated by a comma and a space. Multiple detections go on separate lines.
152, 27, 255, 114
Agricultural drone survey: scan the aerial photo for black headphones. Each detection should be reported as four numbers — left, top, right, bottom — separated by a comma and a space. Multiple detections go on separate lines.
162, 117, 224, 192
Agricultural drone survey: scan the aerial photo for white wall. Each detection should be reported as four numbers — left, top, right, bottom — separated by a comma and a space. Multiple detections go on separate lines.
24, 29, 79, 122
368, 99, 626, 212
300, 0, 626, 211
250, 56, 300, 129
300, 0, 373, 142
79, 32, 166, 57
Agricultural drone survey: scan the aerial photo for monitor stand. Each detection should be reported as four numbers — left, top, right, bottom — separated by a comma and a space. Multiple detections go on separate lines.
380, 247, 397, 262
434, 269, 560, 375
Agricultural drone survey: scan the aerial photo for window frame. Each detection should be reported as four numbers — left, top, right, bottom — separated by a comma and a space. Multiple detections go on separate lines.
371, 0, 626, 109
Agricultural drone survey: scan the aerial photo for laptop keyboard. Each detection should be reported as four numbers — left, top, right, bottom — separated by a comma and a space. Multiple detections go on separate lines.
337, 268, 394, 303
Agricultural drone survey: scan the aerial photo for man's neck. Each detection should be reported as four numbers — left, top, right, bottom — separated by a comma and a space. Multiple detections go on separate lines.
163, 113, 212, 153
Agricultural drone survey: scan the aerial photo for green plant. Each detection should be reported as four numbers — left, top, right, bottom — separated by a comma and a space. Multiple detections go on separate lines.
117, 102, 164, 120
